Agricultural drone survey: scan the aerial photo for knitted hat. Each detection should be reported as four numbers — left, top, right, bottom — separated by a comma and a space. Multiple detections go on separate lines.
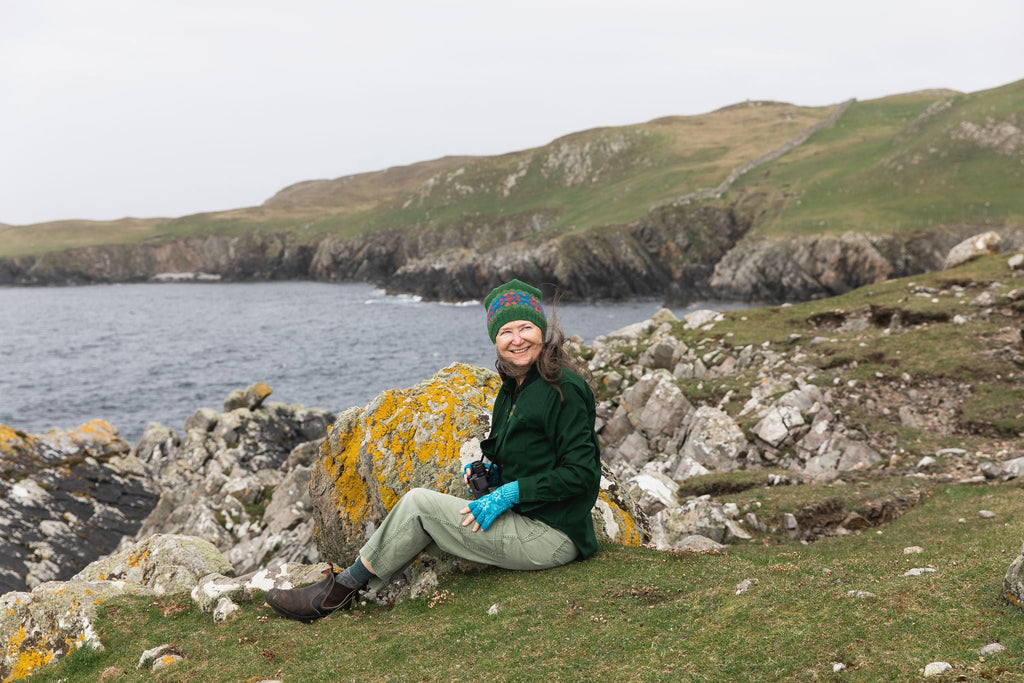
483, 279, 547, 343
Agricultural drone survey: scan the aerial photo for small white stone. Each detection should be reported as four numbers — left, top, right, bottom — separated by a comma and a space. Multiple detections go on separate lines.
923, 661, 952, 676
847, 590, 876, 599
833, 662, 846, 672
979, 510, 996, 518
916, 456, 936, 470
735, 578, 758, 595
958, 518, 967, 524
903, 567, 937, 577
979, 643, 1005, 656
903, 546, 924, 554
487, 603, 500, 615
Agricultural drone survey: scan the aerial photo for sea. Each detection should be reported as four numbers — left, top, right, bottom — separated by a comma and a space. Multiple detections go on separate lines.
0, 282, 736, 442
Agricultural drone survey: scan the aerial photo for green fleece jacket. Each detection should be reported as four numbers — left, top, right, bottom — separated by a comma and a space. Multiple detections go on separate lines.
480, 365, 602, 559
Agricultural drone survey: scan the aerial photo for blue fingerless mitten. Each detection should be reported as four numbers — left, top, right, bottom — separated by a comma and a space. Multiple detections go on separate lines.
466, 482, 519, 531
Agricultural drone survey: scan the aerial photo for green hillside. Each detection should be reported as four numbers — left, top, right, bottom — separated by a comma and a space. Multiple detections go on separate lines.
730, 80, 1024, 237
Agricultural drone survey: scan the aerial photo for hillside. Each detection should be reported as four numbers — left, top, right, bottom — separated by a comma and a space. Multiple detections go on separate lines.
2, 79, 1023, 303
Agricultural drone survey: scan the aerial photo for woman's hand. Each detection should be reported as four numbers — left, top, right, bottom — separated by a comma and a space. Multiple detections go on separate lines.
461, 482, 520, 531
459, 506, 481, 532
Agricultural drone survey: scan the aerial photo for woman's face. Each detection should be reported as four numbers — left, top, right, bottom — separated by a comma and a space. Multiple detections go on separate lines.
495, 320, 543, 369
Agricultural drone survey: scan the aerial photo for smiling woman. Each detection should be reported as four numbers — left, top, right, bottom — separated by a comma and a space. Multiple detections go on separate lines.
265, 278, 603, 622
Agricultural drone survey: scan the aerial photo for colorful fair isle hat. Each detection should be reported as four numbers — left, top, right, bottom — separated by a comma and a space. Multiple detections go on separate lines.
484, 279, 547, 343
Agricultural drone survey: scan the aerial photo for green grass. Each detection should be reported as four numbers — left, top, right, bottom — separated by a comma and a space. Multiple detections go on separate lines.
34, 482, 1024, 681
732, 80, 1024, 237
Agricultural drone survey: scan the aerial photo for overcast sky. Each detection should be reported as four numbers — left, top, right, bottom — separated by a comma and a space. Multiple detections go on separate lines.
2, 0, 1021, 226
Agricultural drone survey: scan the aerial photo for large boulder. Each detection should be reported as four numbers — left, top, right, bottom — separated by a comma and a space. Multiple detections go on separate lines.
309, 363, 647, 601
943, 231, 1000, 269
0, 421, 158, 593
74, 534, 234, 595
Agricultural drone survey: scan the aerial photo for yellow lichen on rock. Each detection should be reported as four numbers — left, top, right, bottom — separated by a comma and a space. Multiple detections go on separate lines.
3, 627, 56, 683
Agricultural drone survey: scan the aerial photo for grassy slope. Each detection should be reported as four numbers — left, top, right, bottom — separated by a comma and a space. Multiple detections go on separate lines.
730, 80, 1024, 237
32, 251, 1024, 682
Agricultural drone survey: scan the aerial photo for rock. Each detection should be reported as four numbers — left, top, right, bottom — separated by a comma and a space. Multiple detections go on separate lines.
836, 442, 882, 472
683, 309, 723, 329
979, 510, 996, 519
923, 661, 953, 677
642, 340, 678, 370
1001, 457, 1024, 479
1009, 253, 1024, 270
487, 603, 501, 615
636, 375, 692, 439
649, 498, 750, 548
916, 456, 937, 470
943, 231, 1000, 269
183, 408, 219, 433
1, 579, 153, 681
224, 381, 274, 411
979, 643, 1006, 655
670, 456, 711, 482
847, 590, 876, 599
139, 644, 179, 669
213, 597, 240, 623
626, 471, 680, 516
132, 390, 334, 576
709, 232, 892, 303
674, 407, 748, 472
75, 534, 234, 595
903, 567, 937, 577
0, 421, 158, 593
903, 546, 924, 554
671, 535, 725, 552
783, 513, 799, 539
151, 653, 185, 671
309, 363, 647, 603
1004, 545, 1024, 608
734, 578, 758, 595
980, 461, 1007, 480
753, 406, 805, 448
833, 663, 846, 673
841, 512, 869, 530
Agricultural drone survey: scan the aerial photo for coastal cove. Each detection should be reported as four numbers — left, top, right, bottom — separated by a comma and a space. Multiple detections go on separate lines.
0, 281, 741, 440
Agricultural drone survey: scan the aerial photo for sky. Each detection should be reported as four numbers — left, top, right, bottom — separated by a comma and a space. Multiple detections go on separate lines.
2, 0, 1022, 226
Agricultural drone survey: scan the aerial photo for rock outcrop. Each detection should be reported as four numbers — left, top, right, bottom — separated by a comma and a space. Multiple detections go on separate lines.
0, 534, 231, 682
130, 384, 335, 574
1004, 543, 1024, 608
0, 421, 158, 593
309, 363, 647, 603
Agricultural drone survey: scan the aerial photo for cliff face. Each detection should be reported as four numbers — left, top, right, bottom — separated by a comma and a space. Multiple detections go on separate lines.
5, 215, 1023, 305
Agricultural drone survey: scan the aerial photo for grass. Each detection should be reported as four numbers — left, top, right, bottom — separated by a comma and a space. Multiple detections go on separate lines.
33, 482, 1024, 682
731, 79, 1024, 238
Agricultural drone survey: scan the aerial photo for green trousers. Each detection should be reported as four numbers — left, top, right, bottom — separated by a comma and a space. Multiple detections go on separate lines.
359, 487, 579, 583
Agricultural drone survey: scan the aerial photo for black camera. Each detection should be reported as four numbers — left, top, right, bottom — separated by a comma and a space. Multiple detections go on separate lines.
466, 460, 491, 499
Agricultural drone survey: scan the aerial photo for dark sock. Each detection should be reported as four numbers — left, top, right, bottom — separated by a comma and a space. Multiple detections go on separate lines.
339, 557, 373, 589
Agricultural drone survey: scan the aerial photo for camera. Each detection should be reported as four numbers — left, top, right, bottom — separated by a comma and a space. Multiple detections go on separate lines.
466, 460, 491, 499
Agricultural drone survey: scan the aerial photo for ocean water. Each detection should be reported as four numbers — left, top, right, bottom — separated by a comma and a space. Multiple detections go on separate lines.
0, 282, 732, 442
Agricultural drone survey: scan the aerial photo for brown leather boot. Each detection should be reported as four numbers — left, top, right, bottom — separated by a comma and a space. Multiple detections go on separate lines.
265, 565, 360, 622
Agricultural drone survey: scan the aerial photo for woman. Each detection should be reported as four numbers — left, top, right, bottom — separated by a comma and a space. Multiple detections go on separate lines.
266, 279, 602, 622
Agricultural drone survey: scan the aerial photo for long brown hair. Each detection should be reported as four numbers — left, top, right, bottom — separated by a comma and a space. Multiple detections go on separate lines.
494, 298, 593, 403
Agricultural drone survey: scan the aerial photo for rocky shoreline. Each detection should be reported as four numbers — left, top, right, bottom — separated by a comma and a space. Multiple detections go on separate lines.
3, 217, 1022, 305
